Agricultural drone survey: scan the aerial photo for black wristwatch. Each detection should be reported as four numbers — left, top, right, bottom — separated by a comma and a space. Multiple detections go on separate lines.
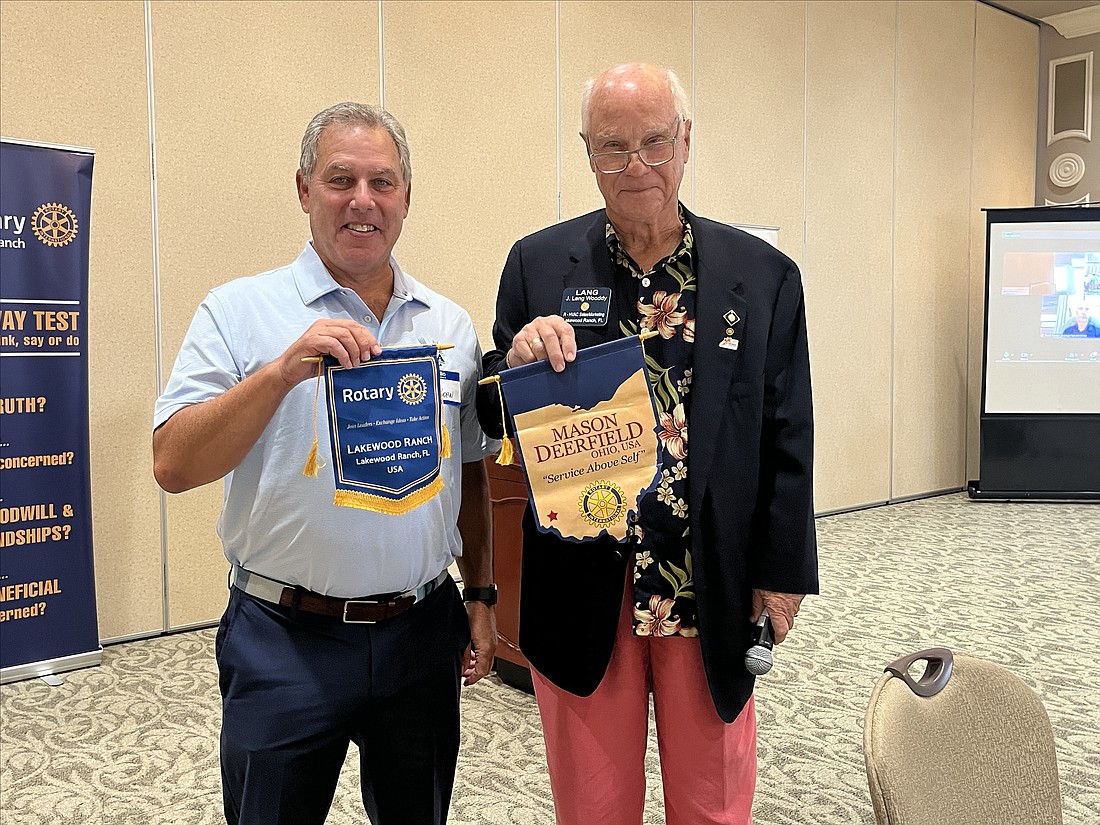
462, 584, 498, 606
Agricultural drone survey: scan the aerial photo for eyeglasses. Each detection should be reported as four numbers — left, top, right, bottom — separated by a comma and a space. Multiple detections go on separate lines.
588, 120, 682, 174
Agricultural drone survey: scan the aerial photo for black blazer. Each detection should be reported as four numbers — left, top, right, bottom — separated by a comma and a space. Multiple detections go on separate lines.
479, 207, 818, 723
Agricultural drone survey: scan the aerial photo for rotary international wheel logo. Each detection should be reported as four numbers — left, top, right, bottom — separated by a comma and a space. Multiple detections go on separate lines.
397, 373, 428, 405
31, 203, 79, 248
578, 480, 627, 527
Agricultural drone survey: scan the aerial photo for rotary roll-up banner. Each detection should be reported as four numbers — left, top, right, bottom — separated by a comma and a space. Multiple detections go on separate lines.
495, 335, 662, 542
0, 138, 101, 684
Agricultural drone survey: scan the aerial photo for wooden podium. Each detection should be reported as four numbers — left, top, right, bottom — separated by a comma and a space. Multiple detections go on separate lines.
485, 456, 534, 693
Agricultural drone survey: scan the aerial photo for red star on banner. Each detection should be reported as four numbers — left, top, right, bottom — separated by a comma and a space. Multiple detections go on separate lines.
547, 511, 558, 521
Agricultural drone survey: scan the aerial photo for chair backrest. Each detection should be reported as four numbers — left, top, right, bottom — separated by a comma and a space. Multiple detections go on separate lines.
864, 648, 1062, 825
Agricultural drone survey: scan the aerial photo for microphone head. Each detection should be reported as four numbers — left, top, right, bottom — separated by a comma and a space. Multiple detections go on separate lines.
745, 645, 773, 676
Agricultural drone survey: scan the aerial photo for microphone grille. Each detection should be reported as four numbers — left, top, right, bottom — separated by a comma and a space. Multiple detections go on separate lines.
745, 646, 773, 676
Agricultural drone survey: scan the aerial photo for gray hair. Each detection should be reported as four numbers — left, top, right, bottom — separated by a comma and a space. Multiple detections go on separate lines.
580, 64, 690, 135
299, 102, 412, 185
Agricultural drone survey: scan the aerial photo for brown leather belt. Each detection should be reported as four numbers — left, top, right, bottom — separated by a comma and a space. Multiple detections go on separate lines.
232, 566, 450, 624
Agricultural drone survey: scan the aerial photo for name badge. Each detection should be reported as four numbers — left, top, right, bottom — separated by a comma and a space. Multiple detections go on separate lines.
440, 370, 461, 406
561, 287, 611, 326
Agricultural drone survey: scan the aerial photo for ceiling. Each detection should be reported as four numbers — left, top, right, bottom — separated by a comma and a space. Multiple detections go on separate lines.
988, 0, 1100, 36
991, 0, 1099, 19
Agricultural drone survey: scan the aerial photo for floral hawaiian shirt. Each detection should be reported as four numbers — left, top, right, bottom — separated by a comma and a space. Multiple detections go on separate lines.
606, 209, 698, 638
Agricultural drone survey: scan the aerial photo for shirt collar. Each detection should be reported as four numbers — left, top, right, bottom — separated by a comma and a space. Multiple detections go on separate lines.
292, 242, 431, 309
389, 257, 432, 309
604, 204, 694, 273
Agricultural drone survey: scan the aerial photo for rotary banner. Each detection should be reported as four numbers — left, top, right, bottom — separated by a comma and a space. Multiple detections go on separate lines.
0, 138, 101, 684
495, 335, 661, 543
313, 345, 449, 514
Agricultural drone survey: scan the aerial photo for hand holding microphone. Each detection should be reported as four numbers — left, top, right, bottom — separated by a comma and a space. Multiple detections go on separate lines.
745, 590, 805, 676
744, 609, 775, 676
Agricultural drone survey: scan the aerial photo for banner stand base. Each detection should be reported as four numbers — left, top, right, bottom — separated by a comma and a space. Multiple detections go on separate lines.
1, 648, 102, 686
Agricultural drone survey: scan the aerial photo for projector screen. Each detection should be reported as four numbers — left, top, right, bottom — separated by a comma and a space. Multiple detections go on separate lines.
983, 209, 1100, 414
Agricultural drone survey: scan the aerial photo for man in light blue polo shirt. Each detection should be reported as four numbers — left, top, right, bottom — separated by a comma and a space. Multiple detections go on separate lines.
153, 102, 499, 825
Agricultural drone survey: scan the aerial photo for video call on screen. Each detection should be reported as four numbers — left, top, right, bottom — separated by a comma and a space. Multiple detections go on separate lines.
985, 219, 1100, 415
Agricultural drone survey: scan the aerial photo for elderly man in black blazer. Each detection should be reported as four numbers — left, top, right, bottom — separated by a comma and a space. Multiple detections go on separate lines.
479, 62, 817, 825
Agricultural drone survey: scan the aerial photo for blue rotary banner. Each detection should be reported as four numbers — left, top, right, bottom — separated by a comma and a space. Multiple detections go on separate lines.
322, 345, 449, 514
496, 336, 662, 543
0, 139, 101, 683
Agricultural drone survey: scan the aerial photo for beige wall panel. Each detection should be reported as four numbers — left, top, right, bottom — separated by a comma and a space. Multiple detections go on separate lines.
558, 1, 693, 223
694, 1, 805, 261
382, 1, 557, 347
891, 1, 974, 498
966, 5, 1038, 480
1, 1, 163, 639
805, 0, 895, 512
151, 0, 380, 628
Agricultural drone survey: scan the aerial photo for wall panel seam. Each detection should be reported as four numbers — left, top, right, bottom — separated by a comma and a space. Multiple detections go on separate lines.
690, 0, 696, 211
378, 0, 386, 108
802, 1, 808, 272
966, 0, 979, 477
144, 0, 170, 634
556, 0, 561, 223
889, 1, 898, 499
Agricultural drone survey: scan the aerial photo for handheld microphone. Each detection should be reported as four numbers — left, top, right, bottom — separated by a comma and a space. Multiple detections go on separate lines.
744, 610, 775, 676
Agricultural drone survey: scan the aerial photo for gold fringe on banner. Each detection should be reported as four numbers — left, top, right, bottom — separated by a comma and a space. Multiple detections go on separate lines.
334, 475, 445, 514
303, 358, 325, 477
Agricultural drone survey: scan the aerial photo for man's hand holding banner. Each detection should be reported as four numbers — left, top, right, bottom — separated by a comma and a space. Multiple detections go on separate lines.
488, 335, 662, 543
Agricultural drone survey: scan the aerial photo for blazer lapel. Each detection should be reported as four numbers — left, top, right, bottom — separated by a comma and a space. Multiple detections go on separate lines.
688, 220, 746, 506
567, 212, 622, 347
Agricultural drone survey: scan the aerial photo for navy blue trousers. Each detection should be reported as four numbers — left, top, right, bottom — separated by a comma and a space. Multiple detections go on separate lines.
214, 576, 470, 825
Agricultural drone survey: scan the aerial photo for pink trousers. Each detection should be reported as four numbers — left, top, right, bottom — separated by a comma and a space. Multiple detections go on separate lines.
531, 582, 757, 825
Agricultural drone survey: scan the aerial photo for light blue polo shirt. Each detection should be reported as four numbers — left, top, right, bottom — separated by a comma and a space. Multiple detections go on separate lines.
154, 243, 498, 597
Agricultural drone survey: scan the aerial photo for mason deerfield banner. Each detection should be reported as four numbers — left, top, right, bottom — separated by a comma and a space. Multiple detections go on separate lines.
0, 138, 100, 684
320, 345, 449, 514
497, 335, 661, 543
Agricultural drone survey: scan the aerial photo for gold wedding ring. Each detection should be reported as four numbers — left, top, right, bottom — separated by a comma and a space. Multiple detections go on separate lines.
530, 336, 542, 347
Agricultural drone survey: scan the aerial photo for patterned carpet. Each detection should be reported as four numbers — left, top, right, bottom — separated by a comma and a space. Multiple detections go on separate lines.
2, 493, 1098, 824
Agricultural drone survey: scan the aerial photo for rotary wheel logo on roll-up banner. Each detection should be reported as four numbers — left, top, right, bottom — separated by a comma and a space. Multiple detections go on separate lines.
30, 202, 79, 248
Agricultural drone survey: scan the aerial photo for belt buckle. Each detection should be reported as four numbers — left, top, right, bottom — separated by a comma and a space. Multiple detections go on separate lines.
342, 598, 383, 624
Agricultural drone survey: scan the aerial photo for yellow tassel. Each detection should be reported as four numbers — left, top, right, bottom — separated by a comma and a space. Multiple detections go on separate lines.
440, 422, 451, 459
492, 376, 514, 465
303, 440, 319, 477
496, 436, 514, 466
303, 359, 324, 477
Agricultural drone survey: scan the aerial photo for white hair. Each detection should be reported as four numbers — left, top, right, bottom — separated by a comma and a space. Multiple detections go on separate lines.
580, 64, 690, 135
